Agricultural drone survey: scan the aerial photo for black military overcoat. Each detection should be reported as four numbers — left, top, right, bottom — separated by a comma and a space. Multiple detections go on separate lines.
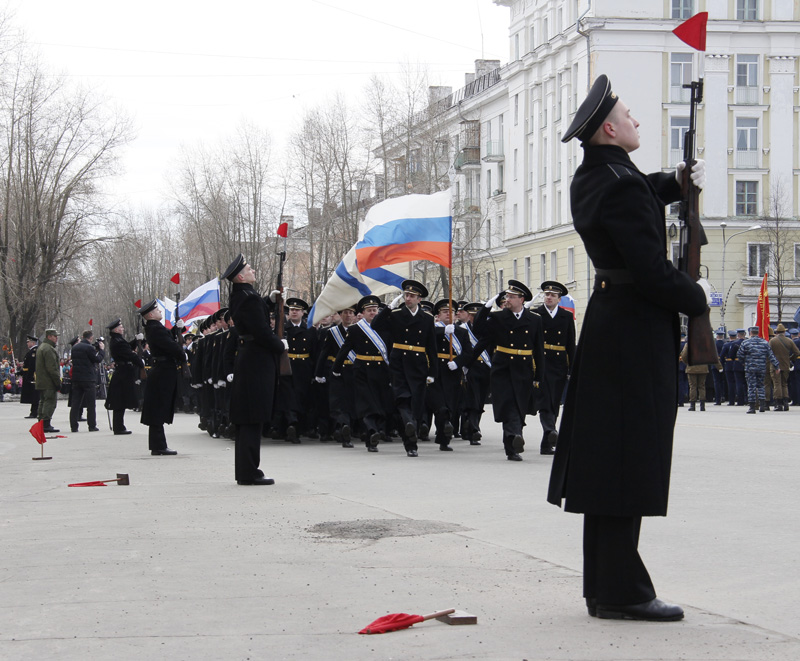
547, 144, 707, 517
140, 320, 185, 426
105, 333, 143, 410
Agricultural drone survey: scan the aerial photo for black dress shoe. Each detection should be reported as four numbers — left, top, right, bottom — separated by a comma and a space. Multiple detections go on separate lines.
419, 423, 430, 440
341, 425, 352, 442
596, 598, 684, 621
586, 598, 597, 617
511, 435, 525, 453
406, 450, 418, 457
472, 431, 482, 441
285, 425, 299, 443
469, 440, 481, 446
540, 445, 556, 455
237, 477, 275, 485
439, 445, 453, 451
24, 415, 38, 419
114, 430, 132, 435
71, 428, 79, 433
341, 441, 354, 448
44, 427, 60, 434
507, 453, 523, 461
88, 427, 100, 432
151, 448, 178, 455
367, 445, 379, 452
442, 421, 453, 439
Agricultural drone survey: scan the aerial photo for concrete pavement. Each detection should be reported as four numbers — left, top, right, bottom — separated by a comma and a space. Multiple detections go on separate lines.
1, 397, 798, 660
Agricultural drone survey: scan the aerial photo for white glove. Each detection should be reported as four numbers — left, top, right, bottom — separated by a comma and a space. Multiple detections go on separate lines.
444, 324, 455, 336
135, 379, 141, 385
191, 383, 202, 389
217, 380, 225, 388
523, 300, 534, 309
269, 289, 280, 303
676, 159, 706, 190
207, 378, 213, 384
315, 376, 326, 384
696, 278, 712, 305
485, 293, 499, 309
790, 366, 795, 372
389, 293, 404, 309
331, 371, 341, 378
227, 373, 234, 383
447, 360, 458, 371
98, 342, 105, 350
426, 376, 434, 384
176, 319, 185, 329
135, 333, 144, 340
281, 339, 289, 351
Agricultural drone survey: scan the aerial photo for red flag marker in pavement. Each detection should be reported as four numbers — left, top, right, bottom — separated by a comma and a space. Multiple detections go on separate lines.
358, 608, 454, 634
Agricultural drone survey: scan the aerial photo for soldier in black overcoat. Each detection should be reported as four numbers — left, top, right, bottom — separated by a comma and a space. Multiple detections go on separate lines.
460, 304, 492, 444
478, 280, 544, 461
224, 254, 285, 485
332, 296, 393, 452
547, 76, 708, 621
20, 335, 39, 418
719, 329, 738, 405
104, 318, 144, 435
139, 300, 186, 455
371, 280, 439, 457
530, 281, 576, 454
427, 299, 472, 451
283, 298, 318, 440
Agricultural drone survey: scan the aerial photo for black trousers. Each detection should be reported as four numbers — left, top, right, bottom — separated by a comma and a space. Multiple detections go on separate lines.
148, 424, 167, 452
501, 409, 524, 456
70, 381, 97, 429
583, 514, 656, 606
112, 409, 127, 432
235, 423, 265, 482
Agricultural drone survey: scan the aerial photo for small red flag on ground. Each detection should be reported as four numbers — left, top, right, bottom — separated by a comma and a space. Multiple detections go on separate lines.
358, 609, 454, 635
30, 420, 46, 445
673, 12, 708, 51
135, 299, 142, 308
757, 273, 770, 339
277, 222, 289, 238
170, 273, 180, 285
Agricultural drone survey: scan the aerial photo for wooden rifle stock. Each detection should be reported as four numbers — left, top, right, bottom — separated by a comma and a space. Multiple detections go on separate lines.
679, 78, 717, 366
274, 248, 292, 376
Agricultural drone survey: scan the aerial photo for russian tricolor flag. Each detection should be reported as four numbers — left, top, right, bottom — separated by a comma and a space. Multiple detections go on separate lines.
308, 190, 452, 326
559, 294, 576, 320
355, 190, 452, 272
180, 277, 221, 323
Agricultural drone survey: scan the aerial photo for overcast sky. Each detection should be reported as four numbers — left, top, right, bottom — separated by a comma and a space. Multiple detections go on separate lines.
11, 0, 510, 211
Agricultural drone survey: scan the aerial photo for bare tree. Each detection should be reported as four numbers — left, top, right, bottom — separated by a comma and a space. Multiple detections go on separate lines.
759, 177, 799, 321
0, 47, 132, 351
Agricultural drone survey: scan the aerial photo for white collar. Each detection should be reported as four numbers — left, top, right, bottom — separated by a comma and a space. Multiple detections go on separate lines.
545, 305, 558, 319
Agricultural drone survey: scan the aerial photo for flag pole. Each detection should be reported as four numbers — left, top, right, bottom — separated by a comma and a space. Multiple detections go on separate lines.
448, 223, 454, 360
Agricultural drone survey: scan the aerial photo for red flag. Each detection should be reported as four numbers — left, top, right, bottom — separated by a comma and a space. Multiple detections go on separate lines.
170, 273, 180, 285
757, 273, 770, 340
29, 420, 46, 445
673, 12, 708, 51
359, 613, 424, 635
277, 222, 289, 238
134, 299, 142, 308
88, 319, 93, 326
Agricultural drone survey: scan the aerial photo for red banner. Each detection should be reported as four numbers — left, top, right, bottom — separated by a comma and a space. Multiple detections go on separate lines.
756, 273, 770, 339
673, 12, 708, 52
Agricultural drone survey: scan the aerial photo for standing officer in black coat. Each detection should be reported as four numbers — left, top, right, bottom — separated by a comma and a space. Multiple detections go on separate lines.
478, 280, 544, 461
20, 335, 40, 419
712, 329, 727, 405
531, 281, 576, 455
548, 75, 708, 621
105, 318, 144, 435
223, 254, 285, 485
460, 304, 492, 444
69, 330, 105, 433
371, 279, 439, 457
139, 300, 186, 455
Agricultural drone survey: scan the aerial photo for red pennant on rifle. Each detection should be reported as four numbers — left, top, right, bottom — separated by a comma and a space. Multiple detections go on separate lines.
673, 12, 708, 51
134, 299, 142, 308
277, 222, 289, 238
170, 273, 180, 285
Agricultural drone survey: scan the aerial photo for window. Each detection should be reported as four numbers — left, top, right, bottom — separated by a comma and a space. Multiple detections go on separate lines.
485, 217, 492, 249
550, 250, 558, 279
529, 26, 536, 52
528, 142, 534, 189
512, 259, 518, 280
498, 163, 505, 192
540, 253, 547, 283
556, 189, 562, 226
737, 0, 759, 21
513, 148, 518, 180
670, 116, 690, 166
567, 247, 575, 282
514, 94, 519, 125
572, 64, 579, 112
525, 256, 531, 285
543, 17, 549, 42
498, 114, 504, 152
556, 73, 563, 121
542, 137, 548, 183
486, 271, 493, 296
670, 53, 693, 103
498, 269, 505, 292
486, 169, 493, 197
513, 203, 519, 234
736, 180, 758, 215
555, 133, 562, 180
672, 0, 694, 19
671, 241, 681, 265
736, 117, 758, 168
514, 33, 520, 60
795, 244, 800, 280
748, 243, 770, 277
736, 55, 758, 104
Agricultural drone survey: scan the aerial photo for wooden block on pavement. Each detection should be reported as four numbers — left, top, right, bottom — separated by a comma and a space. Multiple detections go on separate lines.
436, 610, 477, 625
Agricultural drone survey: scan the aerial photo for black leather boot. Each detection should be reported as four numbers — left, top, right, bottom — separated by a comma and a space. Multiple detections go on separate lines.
746, 402, 756, 414
759, 400, 767, 413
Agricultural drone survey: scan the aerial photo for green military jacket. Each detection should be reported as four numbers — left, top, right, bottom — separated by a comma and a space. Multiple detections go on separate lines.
35, 338, 61, 391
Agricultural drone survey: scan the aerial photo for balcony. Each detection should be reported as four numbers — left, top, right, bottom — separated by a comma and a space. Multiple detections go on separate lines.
669, 149, 683, 167
735, 149, 759, 169
483, 141, 505, 162
454, 147, 481, 171
457, 197, 481, 216
736, 86, 758, 105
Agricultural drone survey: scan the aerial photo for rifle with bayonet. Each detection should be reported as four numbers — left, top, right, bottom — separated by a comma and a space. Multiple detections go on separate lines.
677, 76, 717, 366
274, 244, 292, 377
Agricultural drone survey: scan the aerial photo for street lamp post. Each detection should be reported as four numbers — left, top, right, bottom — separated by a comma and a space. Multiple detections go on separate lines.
719, 222, 762, 331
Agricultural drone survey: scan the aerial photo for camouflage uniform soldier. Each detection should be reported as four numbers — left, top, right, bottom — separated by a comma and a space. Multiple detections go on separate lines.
739, 326, 780, 413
